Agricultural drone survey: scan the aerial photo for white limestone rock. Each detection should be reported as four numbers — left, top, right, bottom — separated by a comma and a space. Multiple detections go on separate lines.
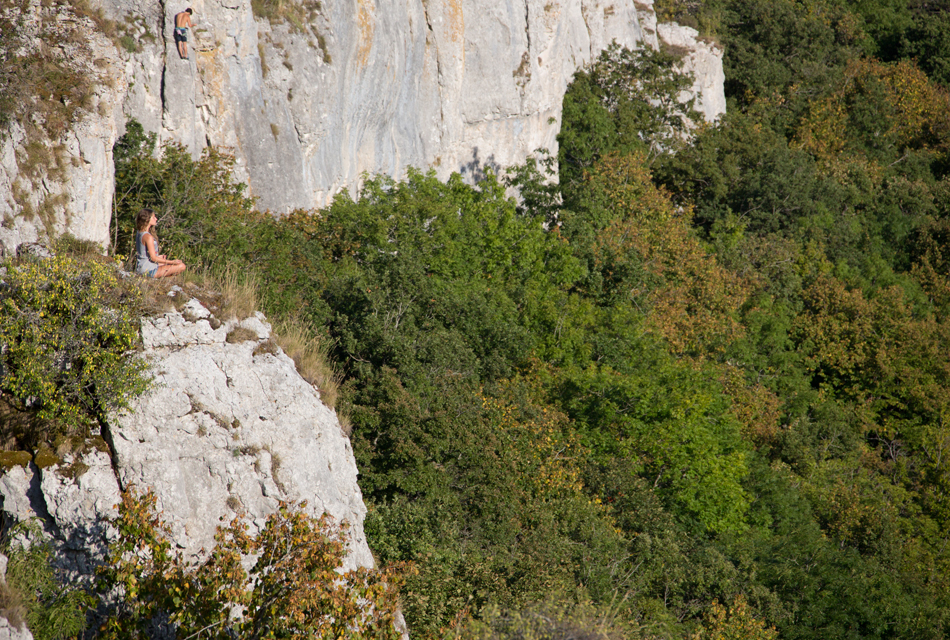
0, 1, 126, 257
657, 22, 726, 122
0, 619, 33, 640
0, 612, 32, 640
1, 0, 726, 256
113, 301, 372, 569
0, 552, 33, 640
101, 0, 724, 212
0, 299, 373, 591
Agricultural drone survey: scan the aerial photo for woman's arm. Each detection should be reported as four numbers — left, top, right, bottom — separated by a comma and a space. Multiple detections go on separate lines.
144, 233, 168, 265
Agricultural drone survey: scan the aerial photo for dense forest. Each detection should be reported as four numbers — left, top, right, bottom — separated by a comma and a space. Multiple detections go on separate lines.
52, 0, 950, 637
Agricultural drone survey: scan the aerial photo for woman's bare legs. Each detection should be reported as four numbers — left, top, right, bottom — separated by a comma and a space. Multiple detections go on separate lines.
154, 262, 187, 278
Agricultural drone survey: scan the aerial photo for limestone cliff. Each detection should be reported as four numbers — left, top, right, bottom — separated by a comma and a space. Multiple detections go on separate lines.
0, 0, 724, 255
0, 295, 373, 594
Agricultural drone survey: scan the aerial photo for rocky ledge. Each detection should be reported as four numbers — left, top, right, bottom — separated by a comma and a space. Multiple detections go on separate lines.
0, 295, 373, 588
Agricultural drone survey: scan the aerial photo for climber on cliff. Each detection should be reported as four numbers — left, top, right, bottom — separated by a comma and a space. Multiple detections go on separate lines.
135, 209, 187, 278
174, 8, 193, 60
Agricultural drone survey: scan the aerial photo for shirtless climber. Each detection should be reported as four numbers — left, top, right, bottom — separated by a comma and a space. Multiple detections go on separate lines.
174, 8, 193, 60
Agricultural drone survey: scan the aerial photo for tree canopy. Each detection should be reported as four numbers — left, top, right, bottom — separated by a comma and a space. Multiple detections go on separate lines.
89, 2, 950, 637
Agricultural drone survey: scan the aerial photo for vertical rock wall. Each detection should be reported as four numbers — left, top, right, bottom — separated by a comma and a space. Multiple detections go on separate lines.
0, 0, 725, 256
0, 1, 126, 255
107, 0, 724, 214
111, 0, 656, 212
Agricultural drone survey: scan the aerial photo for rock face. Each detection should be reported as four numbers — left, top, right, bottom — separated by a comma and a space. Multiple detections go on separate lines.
110, 0, 725, 212
656, 23, 726, 122
114, 0, 652, 212
0, 297, 373, 590
0, 0, 724, 254
0, 1, 126, 257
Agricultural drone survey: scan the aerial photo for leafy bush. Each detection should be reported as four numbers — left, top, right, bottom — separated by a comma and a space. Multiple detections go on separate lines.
689, 596, 778, 640
558, 44, 698, 204
98, 488, 405, 640
0, 254, 148, 437
3, 529, 92, 640
112, 119, 256, 268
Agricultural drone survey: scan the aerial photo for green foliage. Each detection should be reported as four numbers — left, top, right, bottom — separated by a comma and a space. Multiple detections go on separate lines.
98, 487, 404, 640
0, 255, 148, 436
688, 596, 778, 640
357, 373, 626, 636
719, 0, 863, 130
454, 600, 634, 640
558, 44, 698, 205
315, 168, 582, 379
552, 360, 750, 535
655, 110, 844, 238
112, 119, 256, 267
3, 527, 92, 640
108, 9, 950, 633
898, 8, 950, 87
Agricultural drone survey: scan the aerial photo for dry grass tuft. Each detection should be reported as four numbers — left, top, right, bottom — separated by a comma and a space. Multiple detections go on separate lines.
53, 233, 104, 259
135, 277, 180, 316
226, 326, 259, 344
129, 266, 349, 421
272, 319, 341, 409
0, 580, 26, 630
217, 269, 259, 321
252, 338, 280, 357
337, 411, 352, 437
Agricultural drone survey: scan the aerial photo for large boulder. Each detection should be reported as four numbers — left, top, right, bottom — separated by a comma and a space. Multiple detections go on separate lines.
0, 296, 373, 587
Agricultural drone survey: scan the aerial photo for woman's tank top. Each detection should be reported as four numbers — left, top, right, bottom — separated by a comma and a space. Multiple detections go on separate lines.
135, 231, 159, 275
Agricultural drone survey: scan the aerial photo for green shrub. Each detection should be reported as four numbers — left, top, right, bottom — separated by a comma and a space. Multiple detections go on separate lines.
455, 600, 634, 640
0, 254, 148, 436
98, 487, 405, 640
4, 529, 92, 640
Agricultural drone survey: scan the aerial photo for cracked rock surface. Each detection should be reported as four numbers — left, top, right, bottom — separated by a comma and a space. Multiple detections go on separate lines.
0, 299, 373, 592
1, 0, 727, 256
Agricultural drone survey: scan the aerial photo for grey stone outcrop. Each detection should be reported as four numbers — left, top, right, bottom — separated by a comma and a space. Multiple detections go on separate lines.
0, 298, 373, 596
657, 22, 726, 122
0, 1, 126, 256
0, 616, 33, 640
109, 0, 725, 212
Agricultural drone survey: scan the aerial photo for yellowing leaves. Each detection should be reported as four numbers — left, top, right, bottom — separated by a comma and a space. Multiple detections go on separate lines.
795, 58, 950, 177
690, 595, 778, 640
99, 488, 406, 640
0, 254, 147, 434
588, 153, 751, 358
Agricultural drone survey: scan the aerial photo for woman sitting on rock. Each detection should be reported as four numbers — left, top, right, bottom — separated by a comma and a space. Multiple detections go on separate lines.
135, 208, 186, 278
